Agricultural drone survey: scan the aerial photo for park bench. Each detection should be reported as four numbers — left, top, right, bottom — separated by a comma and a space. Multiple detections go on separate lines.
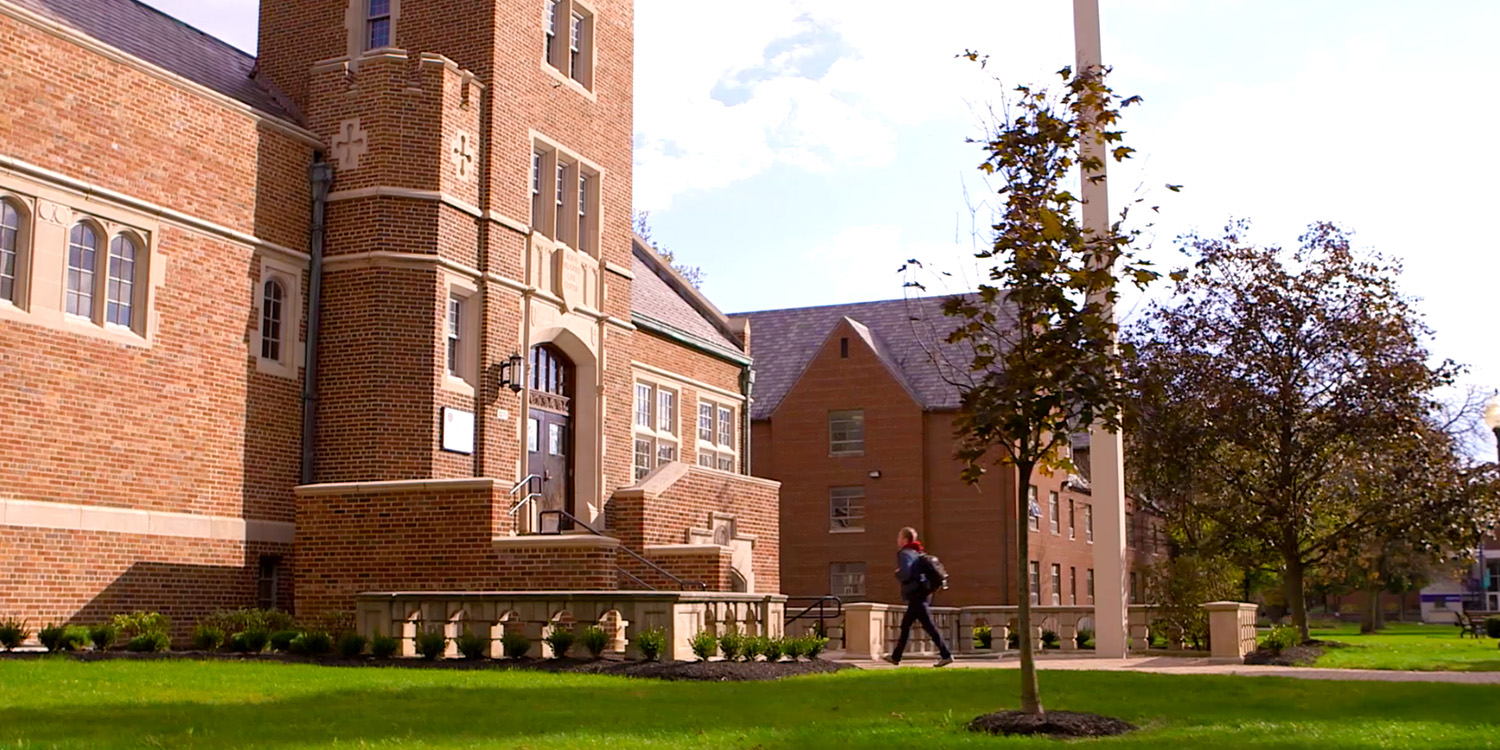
1457, 611, 1486, 639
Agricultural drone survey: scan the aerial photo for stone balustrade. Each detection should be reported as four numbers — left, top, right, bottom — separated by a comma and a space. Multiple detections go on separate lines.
833, 603, 1199, 659
1203, 601, 1260, 662
355, 590, 785, 661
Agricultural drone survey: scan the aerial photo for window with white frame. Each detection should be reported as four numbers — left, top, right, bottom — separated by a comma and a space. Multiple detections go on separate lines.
442, 285, 477, 389
829, 486, 865, 532
366, 0, 392, 49
1049, 491, 1060, 535
1027, 485, 1040, 531
1029, 561, 1040, 605
828, 409, 864, 455
697, 398, 737, 472
1070, 567, 1078, 604
447, 295, 464, 379
0, 198, 25, 307
260, 278, 285, 362
1087, 568, 1095, 603
1085, 504, 1094, 543
1068, 498, 1076, 539
544, 0, 594, 90
1050, 563, 1061, 605
632, 380, 678, 480
530, 143, 599, 254
830, 562, 866, 598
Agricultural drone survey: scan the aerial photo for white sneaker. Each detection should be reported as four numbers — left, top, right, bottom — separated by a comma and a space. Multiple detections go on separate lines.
934, 657, 954, 668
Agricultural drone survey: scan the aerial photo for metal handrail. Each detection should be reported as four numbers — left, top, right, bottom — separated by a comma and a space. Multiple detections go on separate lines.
509, 474, 540, 496
537, 509, 708, 592
784, 595, 844, 646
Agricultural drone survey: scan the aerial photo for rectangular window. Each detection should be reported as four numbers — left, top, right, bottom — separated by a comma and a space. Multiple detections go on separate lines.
717, 406, 733, 448
657, 389, 676, 434
577, 174, 590, 254
528, 417, 540, 453
1029, 561, 1040, 605
446, 296, 463, 378
1069, 567, 1077, 605
1050, 564, 1061, 605
698, 403, 714, 442
366, 0, 391, 49
1086, 504, 1094, 543
1130, 571, 1140, 604
1028, 485, 1040, 531
544, 0, 558, 61
531, 151, 544, 228
1068, 499, 1076, 540
1127, 512, 1136, 549
657, 441, 676, 464
828, 409, 864, 455
698, 399, 738, 473
633, 380, 678, 479
829, 486, 865, 532
569, 11, 584, 78
830, 562, 866, 598
634, 384, 652, 428
1087, 568, 1095, 603
555, 162, 567, 241
633, 438, 652, 481
257, 556, 280, 610
1049, 492, 1060, 535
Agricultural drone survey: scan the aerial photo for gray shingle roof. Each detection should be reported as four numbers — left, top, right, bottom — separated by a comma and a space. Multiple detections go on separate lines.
11, 0, 298, 121
735, 296, 983, 420
631, 241, 742, 355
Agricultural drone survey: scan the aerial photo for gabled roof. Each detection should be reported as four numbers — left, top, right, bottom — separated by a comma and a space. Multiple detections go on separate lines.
735, 296, 986, 420
8, 0, 298, 121
631, 236, 746, 360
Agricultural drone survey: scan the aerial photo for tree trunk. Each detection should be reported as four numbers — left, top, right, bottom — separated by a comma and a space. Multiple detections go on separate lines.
1360, 583, 1378, 634
1016, 460, 1043, 716
1283, 553, 1309, 643
1374, 591, 1386, 630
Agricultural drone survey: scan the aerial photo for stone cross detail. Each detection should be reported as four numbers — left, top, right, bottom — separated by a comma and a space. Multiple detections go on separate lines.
451, 132, 476, 182
330, 119, 368, 172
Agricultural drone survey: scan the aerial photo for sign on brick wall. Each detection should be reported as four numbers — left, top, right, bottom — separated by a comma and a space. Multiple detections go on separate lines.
442, 407, 475, 455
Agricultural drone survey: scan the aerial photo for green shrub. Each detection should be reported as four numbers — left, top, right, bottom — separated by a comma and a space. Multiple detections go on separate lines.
199, 609, 298, 640
543, 627, 575, 659
781, 634, 806, 660
1007, 629, 1021, 650
579, 625, 609, 659
38, 624, 88, 652
974, 625, 993, 649
415, 629, 447, 660
635, 627, 667, 661
803, 635, 829, 660
290, 631, 332, 656
269, 630, 299, 653
370, 632, 400, 659
689, 629, 718, 660
301, 610, 356, 639
111, 612, 170, 640
0, 619, 29, 651
88, 623, 117, 651
1041, 629, 1061, 650
761, 636, 784, 662
126, 631, 170, 653
717, 629, 744, 661
501, 631, 532, 659
1485, 617, 1500, 640
741, 634, 763, 662
190, 624, 226, 651
337, 633, 367, 659
1076, 627, 1095, 650
1261, 624, 1301, 655
456, 630, 490, 660
229, 629, 270, 654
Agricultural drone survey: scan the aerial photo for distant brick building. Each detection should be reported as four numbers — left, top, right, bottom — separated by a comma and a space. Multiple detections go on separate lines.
737, 298, 1158, 607
0, 0, 777, 633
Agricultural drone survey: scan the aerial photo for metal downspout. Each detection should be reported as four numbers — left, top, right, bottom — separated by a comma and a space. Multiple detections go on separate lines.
740, 366, 754, 475
301, 161, 333, 485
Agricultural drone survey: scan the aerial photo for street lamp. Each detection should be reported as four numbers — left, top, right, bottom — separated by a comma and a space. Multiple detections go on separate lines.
1484, 394, 1500, 464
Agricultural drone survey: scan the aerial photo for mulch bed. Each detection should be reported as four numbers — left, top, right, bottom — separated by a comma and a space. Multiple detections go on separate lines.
968, 710, 1136, 739
0, 650, 849, 682
1243, 640, 1333, 667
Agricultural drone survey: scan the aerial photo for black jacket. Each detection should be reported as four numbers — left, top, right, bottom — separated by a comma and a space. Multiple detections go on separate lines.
896, 547, 926, 602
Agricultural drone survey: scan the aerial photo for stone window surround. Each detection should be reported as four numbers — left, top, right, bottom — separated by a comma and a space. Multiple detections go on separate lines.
530, 134, 603, 258
345, 0, 401, 60
541, 0, 597, 99
632, 376, 679, 479
629, 362, 746, 473
695, 397, 738, 474
440, 270, 480, 397
254, 255, 304, 379
0, 173, 162, 347
1048, 490, 1061, 535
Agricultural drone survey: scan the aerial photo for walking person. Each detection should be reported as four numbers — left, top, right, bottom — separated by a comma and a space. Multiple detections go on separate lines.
888, 527, 953, 667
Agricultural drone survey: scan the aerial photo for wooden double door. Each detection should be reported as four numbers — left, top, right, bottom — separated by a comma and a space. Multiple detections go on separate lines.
526, 345, 573, 530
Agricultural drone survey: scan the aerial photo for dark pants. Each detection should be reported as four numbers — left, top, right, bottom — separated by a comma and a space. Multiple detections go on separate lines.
890, 597, 951, 661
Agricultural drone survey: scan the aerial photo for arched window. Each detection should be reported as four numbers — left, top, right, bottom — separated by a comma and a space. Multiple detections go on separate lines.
260, 278, 285, 362
67, 223, 98, 318
0, 199, 20, 304
106, 234, 138, 328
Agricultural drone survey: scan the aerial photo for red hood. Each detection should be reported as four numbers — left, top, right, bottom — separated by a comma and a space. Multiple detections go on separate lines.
901, 541, 925, 554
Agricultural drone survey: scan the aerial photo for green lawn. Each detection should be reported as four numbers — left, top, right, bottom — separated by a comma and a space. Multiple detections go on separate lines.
2, 659, 1499, 749
1310, 623, 1500, 672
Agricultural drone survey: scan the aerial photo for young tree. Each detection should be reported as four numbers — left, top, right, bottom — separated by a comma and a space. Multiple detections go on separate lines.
1124, 222, 1491, 641
632, 211, 705, 287
906, 62, 1163, 717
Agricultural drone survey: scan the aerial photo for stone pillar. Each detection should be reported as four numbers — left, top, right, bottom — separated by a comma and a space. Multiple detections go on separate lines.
842, 603, 887, 660
1203, 601, 1259, 662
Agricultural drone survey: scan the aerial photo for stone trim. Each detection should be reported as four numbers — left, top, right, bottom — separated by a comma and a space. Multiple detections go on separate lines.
295, 478, 496, 496
604, 261, 634, 279
631, 361, 745, 403
492, 534, 621, 549
644, 543, 725, 555
253, 254, 305, 379
0, 0, 321, 147
323, 184, 530, 237
0, 153, 309, 266
0, 498, 294, 543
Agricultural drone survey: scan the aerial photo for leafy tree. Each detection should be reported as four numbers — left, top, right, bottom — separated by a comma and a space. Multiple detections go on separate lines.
905, 61, 1164, 716
632, 211, 705, 287
1124, 222, 1496, 641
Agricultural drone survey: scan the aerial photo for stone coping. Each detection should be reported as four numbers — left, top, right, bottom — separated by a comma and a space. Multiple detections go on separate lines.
643, 543, 727, 555
295, 478, 497, 496
492, 533, 620, 549
356, 590, 787, 603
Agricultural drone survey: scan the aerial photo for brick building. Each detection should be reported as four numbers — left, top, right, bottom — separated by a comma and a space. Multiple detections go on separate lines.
0, 0, 777, 633
737, 298, 1158, 608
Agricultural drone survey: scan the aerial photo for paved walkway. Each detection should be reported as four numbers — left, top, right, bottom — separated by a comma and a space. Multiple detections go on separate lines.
836, 653, 1500, 684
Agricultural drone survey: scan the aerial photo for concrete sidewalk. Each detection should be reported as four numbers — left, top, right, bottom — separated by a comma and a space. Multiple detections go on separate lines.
836, 654, 1500, 685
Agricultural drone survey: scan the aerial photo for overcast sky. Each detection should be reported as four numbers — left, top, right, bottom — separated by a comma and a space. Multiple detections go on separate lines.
147, 0, 1500, 441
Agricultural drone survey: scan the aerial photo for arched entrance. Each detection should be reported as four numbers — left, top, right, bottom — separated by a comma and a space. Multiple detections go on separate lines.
527, 344, 573, 527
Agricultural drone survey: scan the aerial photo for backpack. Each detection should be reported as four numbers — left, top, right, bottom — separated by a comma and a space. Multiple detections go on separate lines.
917, 553, 949, 595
